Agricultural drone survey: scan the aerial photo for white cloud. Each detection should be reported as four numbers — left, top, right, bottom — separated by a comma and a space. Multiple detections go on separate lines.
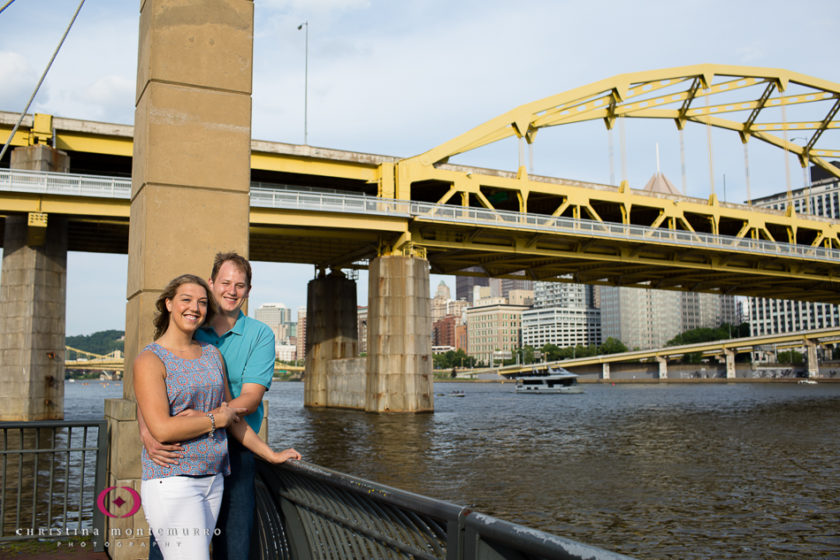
0, 51, 40, 111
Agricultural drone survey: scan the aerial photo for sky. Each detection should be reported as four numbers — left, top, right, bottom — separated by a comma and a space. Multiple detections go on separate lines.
1, 0, 839, 335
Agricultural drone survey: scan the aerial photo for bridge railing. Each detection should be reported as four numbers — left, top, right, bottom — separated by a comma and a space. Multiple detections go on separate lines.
4, 168, 840, 263
0, 168, 130, 199
254, 459, 634, 560
0, 420, 108, 552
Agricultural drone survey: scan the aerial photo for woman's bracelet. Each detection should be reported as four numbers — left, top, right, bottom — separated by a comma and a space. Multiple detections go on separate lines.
207, 412, 216, 436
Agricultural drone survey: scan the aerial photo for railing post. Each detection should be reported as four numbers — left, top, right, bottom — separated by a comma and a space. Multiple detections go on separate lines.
92, 420, 108, 552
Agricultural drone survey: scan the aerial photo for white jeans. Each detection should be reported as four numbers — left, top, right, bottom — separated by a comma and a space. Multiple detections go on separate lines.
141, 474, 224, 560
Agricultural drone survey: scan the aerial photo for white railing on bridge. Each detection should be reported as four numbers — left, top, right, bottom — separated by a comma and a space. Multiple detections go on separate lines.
4, 168, 840, 263
0, 168, 130, 199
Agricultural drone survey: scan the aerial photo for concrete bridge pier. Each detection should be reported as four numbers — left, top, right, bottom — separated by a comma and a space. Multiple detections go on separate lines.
103, 1, 256, 555
724, 349, 736, 379
365, 255, 434, 413
805, 340, 819, 377
601, 362, 610, 380
304, 269, 360, 408
0, 145, 69, 421
656, 356, 668, 379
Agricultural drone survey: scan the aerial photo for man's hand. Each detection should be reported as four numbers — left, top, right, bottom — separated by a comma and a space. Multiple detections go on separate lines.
139, 427, 183, 467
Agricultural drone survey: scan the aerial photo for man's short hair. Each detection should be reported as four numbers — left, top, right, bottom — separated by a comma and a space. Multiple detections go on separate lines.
211, 252, 252, 287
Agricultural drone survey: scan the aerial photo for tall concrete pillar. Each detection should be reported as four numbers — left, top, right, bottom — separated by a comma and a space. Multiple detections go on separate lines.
304, 270, 358, 407
105, 2, 254, 555
724, 348, 736, 379
805, 340, 819, 378
366, 256, 434, 413
602, 362, 611, 380
0, 145, 69, 421
656, 356, 668, 379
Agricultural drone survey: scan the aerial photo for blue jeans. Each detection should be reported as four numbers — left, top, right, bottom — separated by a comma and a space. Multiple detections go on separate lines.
147, 440, 255, 560
212, 438, 256, 560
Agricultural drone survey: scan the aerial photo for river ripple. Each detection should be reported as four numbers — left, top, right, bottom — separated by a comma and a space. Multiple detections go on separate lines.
68, 380, 840, 559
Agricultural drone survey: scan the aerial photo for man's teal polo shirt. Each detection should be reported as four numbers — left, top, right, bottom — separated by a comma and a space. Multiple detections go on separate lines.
196, 311, 275, 433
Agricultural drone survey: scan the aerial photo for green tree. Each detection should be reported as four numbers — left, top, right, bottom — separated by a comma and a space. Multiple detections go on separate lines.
66, 329, 125, 356
598, 337, 628, 354
777, 350, 804, 365
541, 343, 562, 362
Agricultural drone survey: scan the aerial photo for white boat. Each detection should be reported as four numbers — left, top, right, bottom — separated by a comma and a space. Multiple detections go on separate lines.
515, 368, 584, 394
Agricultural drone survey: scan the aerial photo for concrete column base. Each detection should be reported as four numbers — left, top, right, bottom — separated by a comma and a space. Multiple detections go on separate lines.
304, 271, 359, 407
656, 356, 668, 379
0, 214, 68, 420
806, 340, 819, 377
724, 349, 736, 379
366, 256, 433, 413
102, 399, 148, 559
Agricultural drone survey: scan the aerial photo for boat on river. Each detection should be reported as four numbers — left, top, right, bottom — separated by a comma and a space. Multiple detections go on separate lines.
515, 367, 584, 394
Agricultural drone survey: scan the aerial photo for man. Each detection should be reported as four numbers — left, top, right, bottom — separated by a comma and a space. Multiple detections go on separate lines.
141, 252, 277, 560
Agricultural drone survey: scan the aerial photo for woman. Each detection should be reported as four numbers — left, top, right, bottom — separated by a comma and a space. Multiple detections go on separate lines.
134, 274, 300, 559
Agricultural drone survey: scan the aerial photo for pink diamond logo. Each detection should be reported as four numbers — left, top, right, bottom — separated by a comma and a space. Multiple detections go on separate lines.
113, 496, 126, 508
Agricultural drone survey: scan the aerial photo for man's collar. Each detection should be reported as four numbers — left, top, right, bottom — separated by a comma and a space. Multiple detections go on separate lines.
229, 310, 246, 335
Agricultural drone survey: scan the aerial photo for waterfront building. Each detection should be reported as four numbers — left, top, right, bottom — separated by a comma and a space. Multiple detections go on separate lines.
600, 285, 681, 350
465, 302, 528, 366
748, 169, 840, 336
522, 282, 600, 349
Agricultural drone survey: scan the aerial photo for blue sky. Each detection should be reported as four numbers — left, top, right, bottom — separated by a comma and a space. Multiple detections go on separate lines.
1, 0, 839, 334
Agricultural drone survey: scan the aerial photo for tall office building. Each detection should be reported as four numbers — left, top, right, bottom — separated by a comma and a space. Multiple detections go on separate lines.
295, 308, 307, 361
256, 303, 295, 352
522, 282, 600, 349
600, 286, 681, 350
455, 267, 490, 302
748, 170, 840, 335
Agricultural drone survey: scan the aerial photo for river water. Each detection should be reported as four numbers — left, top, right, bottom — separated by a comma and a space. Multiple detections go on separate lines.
67, 380, 840, 559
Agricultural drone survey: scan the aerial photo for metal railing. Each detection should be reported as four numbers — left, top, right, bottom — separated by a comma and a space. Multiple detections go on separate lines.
254, 460, 633, 560
0, 420, 108, 552
3, 167, 840, 263
0, 168, 130, 199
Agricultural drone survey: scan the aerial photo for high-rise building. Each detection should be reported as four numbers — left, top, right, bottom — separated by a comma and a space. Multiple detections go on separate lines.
455, 268, 490, 302
748, 171, 840, 335
296, 308, 307, 361
522, 282, 600, 349
600, 286, 681, 350
432, 281, 452, 323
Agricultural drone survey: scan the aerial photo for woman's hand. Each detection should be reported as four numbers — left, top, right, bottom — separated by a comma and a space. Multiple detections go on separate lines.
267, 448, 302, 464
209, 402, 248, 428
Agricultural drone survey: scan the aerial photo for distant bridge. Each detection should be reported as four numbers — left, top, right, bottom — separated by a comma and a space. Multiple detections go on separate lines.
498, 327, 840, 379
63, 345, 303, 377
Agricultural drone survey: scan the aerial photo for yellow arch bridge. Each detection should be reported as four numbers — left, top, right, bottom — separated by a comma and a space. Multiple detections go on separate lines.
3, 64, 840, 302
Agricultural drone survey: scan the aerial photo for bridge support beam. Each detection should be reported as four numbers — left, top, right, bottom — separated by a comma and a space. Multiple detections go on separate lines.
805, 340, 819, 378
105, 2, 255, 555
602, 362, 610, 380
656, 356, 668, 379
304, 270, 360, 408
366, 256, 434, 412
0, 145, 69, 421
724, 349, 736, 379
